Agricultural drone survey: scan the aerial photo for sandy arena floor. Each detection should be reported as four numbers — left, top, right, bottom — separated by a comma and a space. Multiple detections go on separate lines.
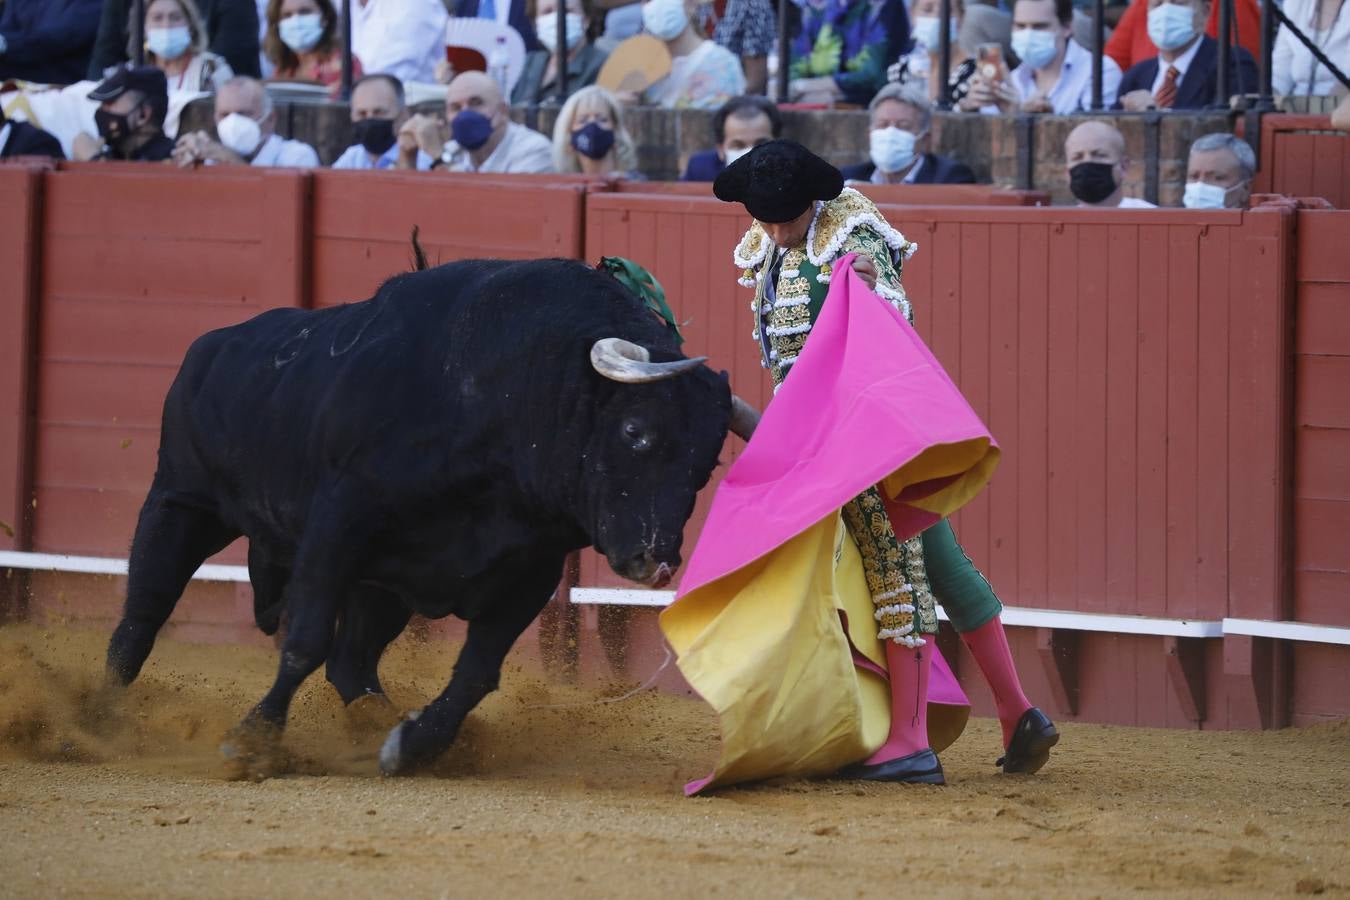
1, 623, 1347, 899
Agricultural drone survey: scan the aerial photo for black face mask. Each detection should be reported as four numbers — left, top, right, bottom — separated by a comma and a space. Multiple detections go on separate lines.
1069, 161, 1118, 204
352, 117, 397, 156
95, 107, 136, 146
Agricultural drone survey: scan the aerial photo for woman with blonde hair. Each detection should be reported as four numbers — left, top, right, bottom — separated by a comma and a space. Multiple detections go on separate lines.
551, 85, 642, 177
134, 0, 233, 93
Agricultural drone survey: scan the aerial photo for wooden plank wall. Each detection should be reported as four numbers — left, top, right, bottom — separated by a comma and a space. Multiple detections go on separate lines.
1253, 115, 1350, 209
0, 166, 42, 554
1290, 210, 1350, 725
31, 166, 310, 561
309, 171, 588, 308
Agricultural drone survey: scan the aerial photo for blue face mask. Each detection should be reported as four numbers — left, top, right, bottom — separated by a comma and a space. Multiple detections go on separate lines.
571, 121, 615, 160
279, 12, 325, 53
1147, 2, 1196, 51
146, 25, 192, 60
451, 108, 495, 150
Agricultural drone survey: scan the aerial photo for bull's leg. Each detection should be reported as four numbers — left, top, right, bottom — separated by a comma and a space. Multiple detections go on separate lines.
106, 489, 237, 685
222, 505, 359, 780
326, 589, 412, 710
379, 584, 553, 775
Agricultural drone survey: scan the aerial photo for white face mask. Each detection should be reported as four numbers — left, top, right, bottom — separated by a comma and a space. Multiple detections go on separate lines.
217, 112, 263, 157
1147, 2, 1196, 51
536, 11, 585, 52
1011, 28, 1058, 70
1182, 180, 1241, 209
912, 16, 957, 51
642, 0, 688, 41
146, 25, 192, 60
869, 126, 919, 174
278, 12, 325, 53
724, 146, 752, 165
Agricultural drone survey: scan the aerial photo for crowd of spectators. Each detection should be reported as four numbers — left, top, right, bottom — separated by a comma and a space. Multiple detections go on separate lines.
0, 0, 1344, 207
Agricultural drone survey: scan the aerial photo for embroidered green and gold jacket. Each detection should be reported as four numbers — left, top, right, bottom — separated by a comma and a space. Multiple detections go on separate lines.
732, 188, 938, 645
733, 187, 917, 390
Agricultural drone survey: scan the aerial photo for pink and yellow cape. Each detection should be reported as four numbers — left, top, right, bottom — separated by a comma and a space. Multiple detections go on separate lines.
660, 256, 1001, 794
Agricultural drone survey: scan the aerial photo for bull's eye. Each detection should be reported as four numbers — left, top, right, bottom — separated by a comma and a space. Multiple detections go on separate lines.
622, 420, 652, 452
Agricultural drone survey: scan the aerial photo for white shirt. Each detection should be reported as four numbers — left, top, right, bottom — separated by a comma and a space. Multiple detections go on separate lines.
1149, 32, 1205, 95
1079, 195, 1157, 208
0, 123, 11, 157
441, 121, 555, 174
1273, 0, 1350, 96
332, 142, 434, 170
869, 155, 926, 184
251, 134, 320, 168
1007, 38, 1121, 113
351, 0, 451, 84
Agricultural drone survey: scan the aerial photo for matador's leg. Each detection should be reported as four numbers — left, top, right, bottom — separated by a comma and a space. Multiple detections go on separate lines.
921, 519, 1059, 773
836, 487, 943, 784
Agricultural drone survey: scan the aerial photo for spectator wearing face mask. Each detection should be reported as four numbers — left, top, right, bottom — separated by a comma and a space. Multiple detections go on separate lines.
1181, 132, 1253, 209
333, 74, 432, 170
404, 70, 554, 173
1117, 0, 1257, 110
135, 0, 235, 94
0, 0, 103, 86
551, 85, 641, 177
263, 0, 362, 97
963, 0, 1121, 113
681, 94, 781, 181
513, 0, 609, 104
639, 0, 746, 109
72, 65, 176, 162
1063, 120, 1155, 207
841, 82, 975, 185
888, 1, 1014, 108
172, 75, 318, 167
89, 0, 260, 80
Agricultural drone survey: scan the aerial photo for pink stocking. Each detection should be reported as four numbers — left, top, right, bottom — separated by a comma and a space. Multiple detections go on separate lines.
862, 639, 931, 765
961, 615, 1032, 747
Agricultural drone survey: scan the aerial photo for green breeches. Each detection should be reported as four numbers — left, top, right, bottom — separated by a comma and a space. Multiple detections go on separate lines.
920, 518, 1003, 633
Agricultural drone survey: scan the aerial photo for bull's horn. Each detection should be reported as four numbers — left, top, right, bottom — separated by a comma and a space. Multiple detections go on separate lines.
729, 394, 761, 441
590, 338, 707, 383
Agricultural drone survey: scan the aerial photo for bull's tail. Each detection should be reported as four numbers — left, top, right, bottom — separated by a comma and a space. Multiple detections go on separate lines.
410, 226, 429, 272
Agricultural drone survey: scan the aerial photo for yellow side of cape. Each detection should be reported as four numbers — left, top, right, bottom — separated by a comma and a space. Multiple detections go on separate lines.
660, 513, 967, 791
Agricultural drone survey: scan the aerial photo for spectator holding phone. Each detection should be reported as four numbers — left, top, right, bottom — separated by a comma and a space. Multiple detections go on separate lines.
961, 0, 1120, 113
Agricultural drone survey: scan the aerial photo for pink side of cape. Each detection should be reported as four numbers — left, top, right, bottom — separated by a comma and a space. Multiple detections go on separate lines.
676, 255, 998, 600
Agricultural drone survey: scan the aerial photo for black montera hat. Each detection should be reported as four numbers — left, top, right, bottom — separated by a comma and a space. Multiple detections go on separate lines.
88, 65, 169, 105
713, 139, 844, 224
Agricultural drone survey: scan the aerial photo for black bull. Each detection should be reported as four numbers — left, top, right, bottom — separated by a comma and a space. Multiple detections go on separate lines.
104, 257, 755, 778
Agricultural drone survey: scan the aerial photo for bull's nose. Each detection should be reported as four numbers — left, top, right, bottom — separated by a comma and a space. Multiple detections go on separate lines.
610, 551, 677, 587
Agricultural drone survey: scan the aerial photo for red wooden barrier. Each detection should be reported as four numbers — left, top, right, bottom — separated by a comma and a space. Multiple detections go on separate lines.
1252, 115, 1350, 209
0, 166, 42, 556
310, 171, 588, 307
1293, 210, 1350, 634
31, 164, 311, 561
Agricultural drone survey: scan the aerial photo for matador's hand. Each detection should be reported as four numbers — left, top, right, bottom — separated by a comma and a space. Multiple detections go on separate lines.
851, 255, 878, 290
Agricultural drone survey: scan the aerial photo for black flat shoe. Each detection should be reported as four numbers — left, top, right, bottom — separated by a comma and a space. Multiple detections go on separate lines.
997, 707, 1059, 774
837, 748, 945, 784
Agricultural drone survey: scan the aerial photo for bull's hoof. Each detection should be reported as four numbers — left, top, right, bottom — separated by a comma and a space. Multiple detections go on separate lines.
220, 718, 290, 782
345, 693, 401, 734
378, 711, 421, 776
